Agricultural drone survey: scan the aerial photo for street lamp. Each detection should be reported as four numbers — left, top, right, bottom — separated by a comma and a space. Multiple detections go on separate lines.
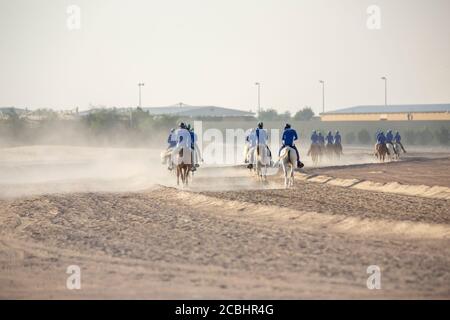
319, 80, 325, 113
255, 82, 261, 115
138, 83, 145, 108
381, 77, 387, 106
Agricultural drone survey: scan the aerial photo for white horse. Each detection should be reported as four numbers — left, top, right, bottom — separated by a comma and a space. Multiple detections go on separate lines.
393, 142, 404, 160
279, 146, 297, 188
253, 144, 271, 181
386, 143, 397, 161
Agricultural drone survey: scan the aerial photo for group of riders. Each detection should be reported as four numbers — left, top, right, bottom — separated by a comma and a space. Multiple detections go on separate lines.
375, 129, 406, 160
243, 122, 304, 169
163, 121, 347, 172
163, 122, 407, 175
165, 122, 202, 171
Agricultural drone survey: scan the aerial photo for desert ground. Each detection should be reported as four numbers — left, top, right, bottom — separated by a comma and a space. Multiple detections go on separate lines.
0, 145, 449, 299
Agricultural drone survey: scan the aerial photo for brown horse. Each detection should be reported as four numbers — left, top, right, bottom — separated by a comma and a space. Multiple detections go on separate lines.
375, 143, 389, 162
176, 147, 192, 186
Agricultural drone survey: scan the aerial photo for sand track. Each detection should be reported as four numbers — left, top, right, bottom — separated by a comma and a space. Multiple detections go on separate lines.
1, 146, 449, 298
1, 185, 449, 299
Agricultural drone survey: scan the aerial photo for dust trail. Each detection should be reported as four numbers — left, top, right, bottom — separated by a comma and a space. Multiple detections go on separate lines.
0, 146, 169, 198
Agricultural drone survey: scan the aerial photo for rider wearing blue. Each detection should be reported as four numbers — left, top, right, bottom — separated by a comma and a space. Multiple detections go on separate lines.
325, 131, 334, 145
377, 131, 387, 144
279, 123, 302, 167
334, 130, 342, 144
187, 124, 200, 170
311, 130, 319, 144
318, 132, 325, 146
386, 129, 394, 146
394, 131, 407, 153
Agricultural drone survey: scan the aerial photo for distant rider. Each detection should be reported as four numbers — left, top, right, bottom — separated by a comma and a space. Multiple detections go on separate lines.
255, 122, 272, 163
187, 124, 202, 171
394, 131, 406, 153
318, 132, 325, 147
325, 131, 334, 145
171, 122, 192, 168
334, 130, 342, 153
310, 130, 319, 145
386, 129, 395, 149
334, 130, 342, 145
245, 128, 257, 169
279, 123, 303, 168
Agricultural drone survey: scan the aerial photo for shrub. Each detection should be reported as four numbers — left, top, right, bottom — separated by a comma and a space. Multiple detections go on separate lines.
294, 107, 315, 121
404, 130, 417, 145
435, 127, 450, 145
345, 131, 356, 144
357, 129, 371, 145
417, 127, 434, 145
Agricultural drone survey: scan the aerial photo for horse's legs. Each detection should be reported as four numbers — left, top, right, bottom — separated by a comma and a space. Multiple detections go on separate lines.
290, 165, 294, 187
176, 167, 180, 186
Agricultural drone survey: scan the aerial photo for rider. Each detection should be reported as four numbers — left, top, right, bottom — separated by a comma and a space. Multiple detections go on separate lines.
376, 131, 386, 144
279, 123, 303, 168
394, 131, 407, 153
187, 124, 201, 171
310, 130, 319, 144
317, 131, 325, 147
334, 130, 342, 145
376, 130, 389, 155
255, 122, 272, 163
386, 129, 395, 149
245, 128, 257, 168
171, 122, 192, 169
325, 131, 334, 145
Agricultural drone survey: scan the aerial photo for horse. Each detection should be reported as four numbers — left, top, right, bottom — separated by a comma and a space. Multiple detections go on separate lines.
307, 143, 321, 166
279, 146, 297, 188
174, 147, 192, 186
393, 142, 404, 160
254, 144, 271, 181
325, 142, 335, 160
334, 142, 343, 160
375, 143, 389, 162
386, 142, 397, 161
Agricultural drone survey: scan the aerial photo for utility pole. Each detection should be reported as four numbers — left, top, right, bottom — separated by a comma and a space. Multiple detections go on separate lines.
319, 80, 325, 113
138, 83, 145, 108
381, 76, 387, 106
255, 82, 261, 115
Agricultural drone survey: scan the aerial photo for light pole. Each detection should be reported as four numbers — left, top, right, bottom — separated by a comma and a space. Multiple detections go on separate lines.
255, 82, 261, 115
381, 76, 387, 106
319, 80, 325, 113
138, 83, 145, 108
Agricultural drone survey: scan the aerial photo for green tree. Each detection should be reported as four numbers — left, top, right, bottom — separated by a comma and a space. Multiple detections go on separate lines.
294, 107, 314, 121
258, 108, 278, 121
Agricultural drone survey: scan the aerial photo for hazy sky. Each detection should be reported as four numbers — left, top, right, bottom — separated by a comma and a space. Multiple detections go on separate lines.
1, 0, 449, 114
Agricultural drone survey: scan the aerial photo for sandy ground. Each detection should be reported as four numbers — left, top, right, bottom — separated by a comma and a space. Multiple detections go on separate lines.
309, 157, 450, 188
0, 145, 449, 299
